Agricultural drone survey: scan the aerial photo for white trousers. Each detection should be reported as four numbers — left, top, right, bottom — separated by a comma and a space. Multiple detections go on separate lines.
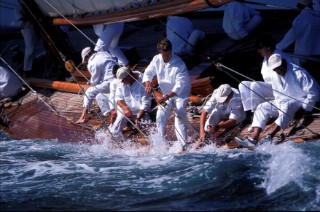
227, 15, 262, 40
252, 99, 301, 130
21, 22, 37, 71
96, 93, 111, 116
239, 81, 274, 112
94, 23, 128, 66
156, 97, 189, 145
83, 81, 110, 110
108, 107, 150, 135
183, 29, 205, 54
204, 108, 229, 132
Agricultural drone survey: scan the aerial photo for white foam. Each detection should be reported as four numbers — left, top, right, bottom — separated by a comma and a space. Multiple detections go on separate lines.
257, 141, 311, 194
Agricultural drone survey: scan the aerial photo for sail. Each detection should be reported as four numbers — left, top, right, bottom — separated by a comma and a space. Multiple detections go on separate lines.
28, 0, 231, 26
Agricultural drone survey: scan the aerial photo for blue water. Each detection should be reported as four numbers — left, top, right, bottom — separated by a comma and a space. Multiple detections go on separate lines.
1, 130, 319, 211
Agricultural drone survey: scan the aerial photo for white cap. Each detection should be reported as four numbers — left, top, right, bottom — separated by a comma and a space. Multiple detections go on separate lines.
81, 47, 91, 63
297, 0, 313, 7
216, 84, 232, 103
116, 67, 130, 83
268, 53, 282, 70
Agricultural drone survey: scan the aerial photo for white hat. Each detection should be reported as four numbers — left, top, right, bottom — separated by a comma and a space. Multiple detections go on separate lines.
268, 53, 282, 70
297, 0, 313, 7
116, 67, 130, 83
216, 84, 232, 103
81, 47, 91, 63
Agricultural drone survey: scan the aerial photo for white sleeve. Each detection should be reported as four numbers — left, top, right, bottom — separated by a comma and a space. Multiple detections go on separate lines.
142, 56, 157, 83
203, 93, 217, 114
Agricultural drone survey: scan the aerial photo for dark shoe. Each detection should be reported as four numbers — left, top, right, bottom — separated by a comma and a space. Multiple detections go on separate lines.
259, 134, 273, 145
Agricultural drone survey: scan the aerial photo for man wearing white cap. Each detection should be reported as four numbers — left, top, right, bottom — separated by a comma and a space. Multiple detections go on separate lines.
235, 53, 320, 147
142, 38, 191, 151
108, 67, 151, 135
276, 0, 320, 70
193, 84, 246, 149
76, 47, 118, 124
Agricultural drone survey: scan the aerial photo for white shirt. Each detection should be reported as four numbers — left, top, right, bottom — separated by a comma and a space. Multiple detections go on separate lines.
108, 78, 117, 110
87, 51, 117, 86
276, 8, 320, 56
204, 88, 246, 124
271, 63, 320, 112
115, 72, 151, 114
142, 53, 191, 98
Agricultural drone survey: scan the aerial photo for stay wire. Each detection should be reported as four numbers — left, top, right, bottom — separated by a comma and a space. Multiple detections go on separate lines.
216, 63, 320, 112
23, 0, 134, 137
126, 70, 201, 144
216, 62, 320, 136
156, 17, 196, 50
44, 0, 128, 65
1, 56, 62, 118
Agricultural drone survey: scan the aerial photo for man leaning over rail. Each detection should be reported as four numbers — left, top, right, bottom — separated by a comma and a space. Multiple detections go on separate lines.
194, 84, 246, 150
76, 47, 118, 124
235, 53, 320, 147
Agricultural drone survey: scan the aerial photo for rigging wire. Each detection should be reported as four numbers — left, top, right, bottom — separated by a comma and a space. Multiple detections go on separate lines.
216, 63, 320, 112
1, 57, 60, 117
215, 62, 320, 136
44, 0, 152, 141
44, 1, 200, 143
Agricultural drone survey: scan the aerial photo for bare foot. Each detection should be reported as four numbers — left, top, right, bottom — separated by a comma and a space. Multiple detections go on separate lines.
193, 138, 202, 150
75, 117, 86, 124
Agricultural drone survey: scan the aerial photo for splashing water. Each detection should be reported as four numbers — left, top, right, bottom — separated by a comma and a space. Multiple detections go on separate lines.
256, 141, 311, 194
1, 131, 319, 211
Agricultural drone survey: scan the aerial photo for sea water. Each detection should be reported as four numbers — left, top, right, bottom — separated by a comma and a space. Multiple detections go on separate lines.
1, 130, 319, 211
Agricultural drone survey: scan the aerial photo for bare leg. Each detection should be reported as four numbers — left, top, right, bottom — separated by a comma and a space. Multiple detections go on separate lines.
250, 127, 262, 141
268, 124, 281, 138
76, 108, 88, 124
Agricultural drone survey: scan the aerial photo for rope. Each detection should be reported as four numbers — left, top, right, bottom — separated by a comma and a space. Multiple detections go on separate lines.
18, 0, 140, 138
42, 1, 151, 140
216, 63, 320, 112
216, 62, 320, 136
126, 70, 199, 144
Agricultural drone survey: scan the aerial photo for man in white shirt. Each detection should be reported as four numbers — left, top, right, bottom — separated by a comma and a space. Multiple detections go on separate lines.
109, 67, 151, 135
194, 84, 246, 149
222, 0, 262, 40
143, 38, 191, 150
76, 47, 118, 124
236, 53, 320, 147
276, 0, 320, 67
166, 16, 205, 55
93, 23, 129, 67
